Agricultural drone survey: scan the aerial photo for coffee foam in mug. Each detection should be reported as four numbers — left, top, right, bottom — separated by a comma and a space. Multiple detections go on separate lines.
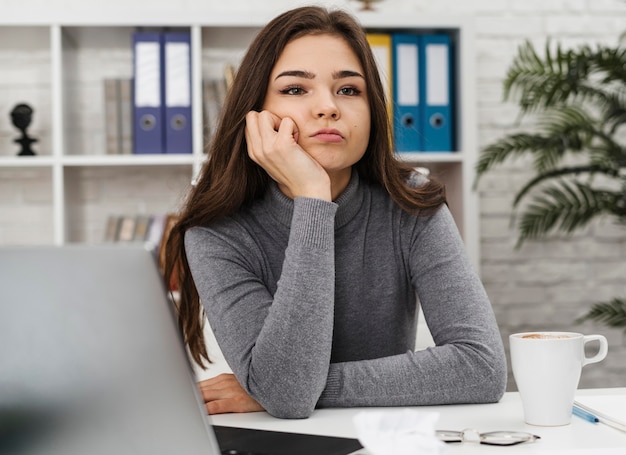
521, 334, 572, 339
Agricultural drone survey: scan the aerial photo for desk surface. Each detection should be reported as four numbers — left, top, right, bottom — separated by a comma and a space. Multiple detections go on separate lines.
210, 388, 626, 454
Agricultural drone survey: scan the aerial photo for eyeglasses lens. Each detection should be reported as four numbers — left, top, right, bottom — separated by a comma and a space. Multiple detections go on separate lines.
480, 431, 538, 446
436, 430, 540, 446
436, 430, 463, 443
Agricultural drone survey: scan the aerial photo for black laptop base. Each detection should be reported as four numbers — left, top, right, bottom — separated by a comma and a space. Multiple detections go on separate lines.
213, 425, 363, 455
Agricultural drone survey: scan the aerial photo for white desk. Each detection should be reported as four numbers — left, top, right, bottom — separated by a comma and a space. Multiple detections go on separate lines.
210, 388, 626, 454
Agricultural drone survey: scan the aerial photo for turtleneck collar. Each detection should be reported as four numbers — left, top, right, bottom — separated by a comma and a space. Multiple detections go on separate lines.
264, 170, 364, 229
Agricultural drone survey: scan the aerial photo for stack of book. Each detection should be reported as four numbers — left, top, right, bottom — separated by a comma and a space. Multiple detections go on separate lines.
104, 213, 175, 252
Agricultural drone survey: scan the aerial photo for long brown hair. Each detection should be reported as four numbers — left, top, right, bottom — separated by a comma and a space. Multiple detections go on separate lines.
164, 6, 446, 368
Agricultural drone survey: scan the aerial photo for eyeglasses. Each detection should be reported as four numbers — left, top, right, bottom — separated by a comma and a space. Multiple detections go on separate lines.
437, 428, 541, 446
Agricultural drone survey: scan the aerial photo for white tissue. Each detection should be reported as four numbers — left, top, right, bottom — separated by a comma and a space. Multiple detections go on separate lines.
353, 409, 447, 455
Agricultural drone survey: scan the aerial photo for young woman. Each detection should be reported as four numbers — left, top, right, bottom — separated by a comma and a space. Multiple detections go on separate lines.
164, 6, 507, 419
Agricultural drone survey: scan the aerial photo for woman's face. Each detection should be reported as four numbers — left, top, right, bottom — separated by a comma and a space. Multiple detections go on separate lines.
263, 34, 370, 180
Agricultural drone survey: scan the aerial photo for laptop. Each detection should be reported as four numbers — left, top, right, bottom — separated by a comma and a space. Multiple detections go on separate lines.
0, 244, 363, 455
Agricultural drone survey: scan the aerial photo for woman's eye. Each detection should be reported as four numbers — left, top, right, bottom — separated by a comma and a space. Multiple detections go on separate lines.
280, 86, 305, 95
339, 86, 361, 96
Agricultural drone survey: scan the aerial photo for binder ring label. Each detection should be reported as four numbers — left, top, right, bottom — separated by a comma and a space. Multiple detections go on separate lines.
171, 114, 187, 131
429, 113, 445, 129
401, 113, 415, 129
140, 114, 157, 131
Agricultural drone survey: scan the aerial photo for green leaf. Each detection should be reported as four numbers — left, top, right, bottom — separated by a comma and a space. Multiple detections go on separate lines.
515, 180, 615, 246
512, 164, 621, 206
576, 298, 626, 330
503, 39, 626, 113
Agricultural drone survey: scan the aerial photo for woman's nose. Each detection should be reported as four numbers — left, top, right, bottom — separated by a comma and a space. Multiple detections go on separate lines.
314, 93, 340, 119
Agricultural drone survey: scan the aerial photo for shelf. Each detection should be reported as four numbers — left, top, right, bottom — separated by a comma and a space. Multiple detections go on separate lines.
0, 156, 55, 167
61, 154, 198, 167
397, 152, 464, 163
0, 155, 199, 168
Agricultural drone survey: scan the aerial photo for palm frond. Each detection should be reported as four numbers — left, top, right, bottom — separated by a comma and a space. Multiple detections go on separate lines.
576, 298, 626, 330
589, 143, 626, 169
505, 41, 589, 110
515, 180, 616, 246
512, 164, 621, 206
592, 45, 626, 82
535, 106, 597, 169
577, 83, 626, 133
475, 106, 598, 180
475, 133, 557, 178
504, 40, 626, 113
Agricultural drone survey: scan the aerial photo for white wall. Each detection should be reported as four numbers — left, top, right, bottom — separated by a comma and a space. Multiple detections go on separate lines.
2, 0, 626, 389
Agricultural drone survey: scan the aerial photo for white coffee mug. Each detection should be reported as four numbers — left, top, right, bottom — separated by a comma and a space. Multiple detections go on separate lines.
509, 331, 608, 426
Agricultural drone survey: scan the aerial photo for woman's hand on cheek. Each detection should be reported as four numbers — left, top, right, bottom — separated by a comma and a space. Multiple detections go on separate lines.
245, 110, 331, 201
197, 373, 265, 415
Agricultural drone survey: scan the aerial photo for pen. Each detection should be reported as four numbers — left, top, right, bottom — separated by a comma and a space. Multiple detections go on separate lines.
573, 405, 599, 423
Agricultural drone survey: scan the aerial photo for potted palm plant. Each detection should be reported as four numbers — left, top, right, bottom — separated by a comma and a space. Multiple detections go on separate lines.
474, 35, 626, 330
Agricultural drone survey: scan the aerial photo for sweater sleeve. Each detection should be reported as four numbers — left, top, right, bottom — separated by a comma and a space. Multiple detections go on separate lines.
185, 197, 337, 418
317, 206, 507, 408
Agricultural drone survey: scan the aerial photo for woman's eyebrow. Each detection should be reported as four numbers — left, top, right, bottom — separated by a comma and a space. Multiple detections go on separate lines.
274, 69, 364, 80
274, 70, 314, 80
333, 70, 364, 79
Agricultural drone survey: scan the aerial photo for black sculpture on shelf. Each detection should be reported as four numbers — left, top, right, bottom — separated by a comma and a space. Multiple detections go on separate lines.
10, 103, 38, 156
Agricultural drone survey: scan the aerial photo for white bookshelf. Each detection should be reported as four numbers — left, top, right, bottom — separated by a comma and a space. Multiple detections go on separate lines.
0, 11, 479, 268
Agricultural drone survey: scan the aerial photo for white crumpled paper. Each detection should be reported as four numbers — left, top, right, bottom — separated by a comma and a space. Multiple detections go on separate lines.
353, 409, 447, 455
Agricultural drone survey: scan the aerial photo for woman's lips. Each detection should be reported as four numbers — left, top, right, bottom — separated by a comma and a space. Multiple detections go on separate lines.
311, 129, 343, 143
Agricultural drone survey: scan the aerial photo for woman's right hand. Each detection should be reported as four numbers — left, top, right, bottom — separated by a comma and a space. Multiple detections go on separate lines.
197, 373, 265, 415
245, 110, 331, 201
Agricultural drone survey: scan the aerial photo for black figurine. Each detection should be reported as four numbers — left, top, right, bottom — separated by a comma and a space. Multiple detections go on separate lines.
11, 103, 38, 156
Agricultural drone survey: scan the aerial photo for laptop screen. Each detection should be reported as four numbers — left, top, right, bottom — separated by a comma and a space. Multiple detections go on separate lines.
0, 244, 221, 455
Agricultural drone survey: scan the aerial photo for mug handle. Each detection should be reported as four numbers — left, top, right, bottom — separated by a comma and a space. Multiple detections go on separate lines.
582, 335, 608, 366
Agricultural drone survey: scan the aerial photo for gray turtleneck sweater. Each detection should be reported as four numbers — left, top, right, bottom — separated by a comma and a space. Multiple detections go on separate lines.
185, 171, 507, 419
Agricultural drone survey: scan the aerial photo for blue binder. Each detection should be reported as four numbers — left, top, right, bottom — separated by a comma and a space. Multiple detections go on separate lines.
420, 34, 454, 152
163, 31, 192, 154
392, 33, 422, 152
132, 31, 165, 154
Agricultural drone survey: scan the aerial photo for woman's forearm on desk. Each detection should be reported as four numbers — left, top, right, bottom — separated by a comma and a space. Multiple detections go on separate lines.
318, 341, 506, 408
186, 198, 338, 418
317, 209, 507, 408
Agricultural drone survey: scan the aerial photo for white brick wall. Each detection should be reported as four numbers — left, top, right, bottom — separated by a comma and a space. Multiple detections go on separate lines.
1, 0, 625, 389
0, 169, 54, 244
